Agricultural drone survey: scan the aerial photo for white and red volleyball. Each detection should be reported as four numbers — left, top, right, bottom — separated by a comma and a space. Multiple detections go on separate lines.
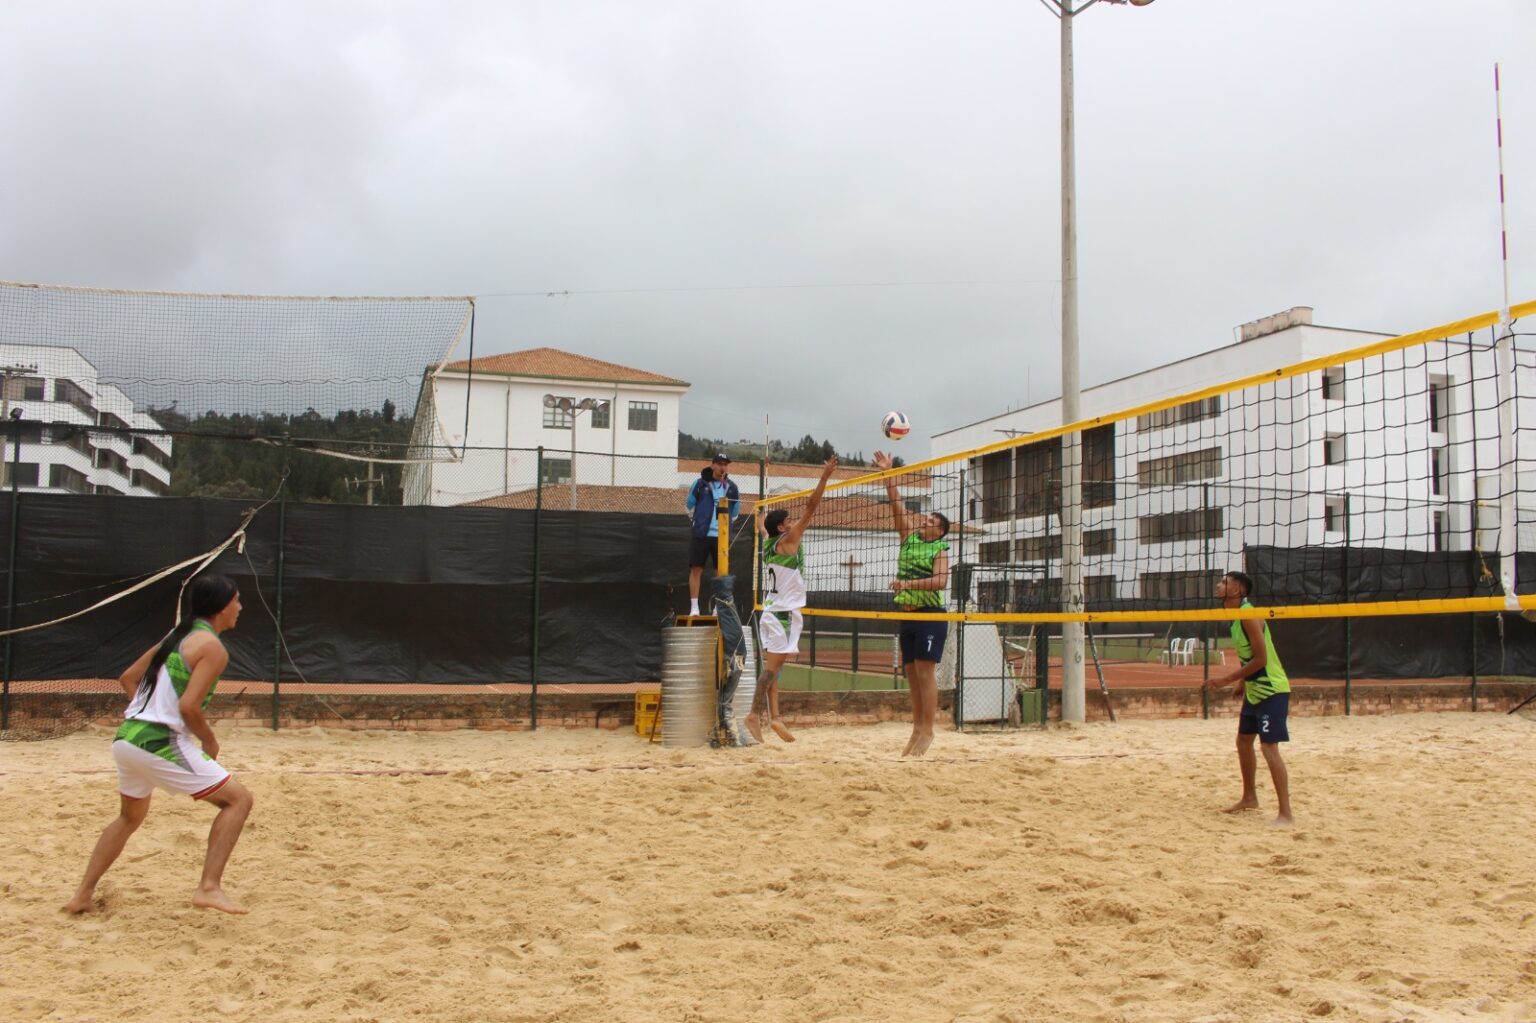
881, 410, 911, 440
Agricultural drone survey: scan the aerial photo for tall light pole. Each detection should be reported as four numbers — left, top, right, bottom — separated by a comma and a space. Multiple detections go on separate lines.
1038, 0, 1154, 723
544, 395, 609, 510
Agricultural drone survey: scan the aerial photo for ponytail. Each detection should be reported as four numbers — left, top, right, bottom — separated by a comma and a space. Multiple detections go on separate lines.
136, 573, 239, 698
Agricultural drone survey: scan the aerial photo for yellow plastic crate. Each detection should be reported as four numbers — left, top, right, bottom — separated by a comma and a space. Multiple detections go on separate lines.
635, 692, 662, 736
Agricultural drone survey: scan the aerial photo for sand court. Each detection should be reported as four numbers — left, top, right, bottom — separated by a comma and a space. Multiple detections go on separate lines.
3, 712, 1534, 1023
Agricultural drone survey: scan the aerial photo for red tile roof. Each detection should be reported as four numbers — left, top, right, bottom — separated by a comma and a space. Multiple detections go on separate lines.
443, 347, 687, 387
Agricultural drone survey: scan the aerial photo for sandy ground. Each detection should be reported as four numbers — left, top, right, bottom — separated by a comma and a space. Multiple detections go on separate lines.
2, 713, 1534, 1023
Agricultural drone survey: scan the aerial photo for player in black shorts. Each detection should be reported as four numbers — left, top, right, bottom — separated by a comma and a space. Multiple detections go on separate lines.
873, 450, 951, 757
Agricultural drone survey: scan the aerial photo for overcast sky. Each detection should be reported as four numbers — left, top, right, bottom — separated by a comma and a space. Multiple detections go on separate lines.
3, 0, 1534, 460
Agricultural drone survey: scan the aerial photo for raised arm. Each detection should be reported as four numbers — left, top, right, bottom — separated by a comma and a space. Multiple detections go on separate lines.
872, 450, 910, 537
782, 457, 838, 545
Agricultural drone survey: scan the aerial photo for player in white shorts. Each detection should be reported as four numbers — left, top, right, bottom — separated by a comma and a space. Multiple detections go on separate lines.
64, 573, 255, 916
748, 456, 839, 743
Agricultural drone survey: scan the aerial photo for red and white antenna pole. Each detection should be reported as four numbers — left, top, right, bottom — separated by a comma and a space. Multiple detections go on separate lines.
1494, 62, 1519, 608
1497, 63, 1512, 319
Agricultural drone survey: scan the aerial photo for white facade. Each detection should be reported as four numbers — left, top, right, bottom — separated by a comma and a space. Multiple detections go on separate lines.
931, 309, 1530, 605
0, 344, 171, 497
404, 353, 688, 506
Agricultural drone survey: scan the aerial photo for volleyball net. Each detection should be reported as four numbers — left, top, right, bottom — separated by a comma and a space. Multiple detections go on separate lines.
0, 280, 475, 466
757, 299, 1536, 627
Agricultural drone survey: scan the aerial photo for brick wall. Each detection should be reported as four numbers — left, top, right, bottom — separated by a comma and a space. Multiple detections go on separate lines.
5, 681, 1533, 734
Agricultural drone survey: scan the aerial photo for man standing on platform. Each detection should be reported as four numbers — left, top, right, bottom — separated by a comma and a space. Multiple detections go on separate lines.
686, 453, 740, 616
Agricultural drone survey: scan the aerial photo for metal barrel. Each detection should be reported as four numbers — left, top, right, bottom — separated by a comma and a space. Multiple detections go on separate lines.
661, 626, 716, 748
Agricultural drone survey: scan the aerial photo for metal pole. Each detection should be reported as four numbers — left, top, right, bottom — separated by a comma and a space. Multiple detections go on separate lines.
1343, 494, 1352, 716
1202, 483, 1212, 691
1470, 612, 1479, 711
532, 446, 543, 730
1, 418, 18, 730
1058, 2, 1086, 724
271, 442, 288, 731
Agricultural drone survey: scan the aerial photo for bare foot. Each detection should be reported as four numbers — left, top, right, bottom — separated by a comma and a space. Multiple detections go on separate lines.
192, 888, 248, 915
901, 732, 917, 757
908, 732, 934, 758
1222, 799, 1259, 814
1271, 814, 1294, 828
744, 714, 763, 743
62, 893, 96, 914
770, 718, 795, 742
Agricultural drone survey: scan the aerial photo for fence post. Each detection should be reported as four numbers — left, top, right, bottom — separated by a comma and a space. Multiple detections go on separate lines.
532, 446, 543, 731
1202, 483, 1211, 695
1343, 494, 1352, 716
851, 618, 860, 679
271, 440, 288, 731
1470, 611, 1479, 711
1, 417, 19, 731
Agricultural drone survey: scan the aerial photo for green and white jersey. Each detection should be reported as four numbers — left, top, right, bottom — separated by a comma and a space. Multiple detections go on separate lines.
1230, 600, 1290, 705
115, 621, 222, 755
762, 534, 807, 612
896, 532, 949, 609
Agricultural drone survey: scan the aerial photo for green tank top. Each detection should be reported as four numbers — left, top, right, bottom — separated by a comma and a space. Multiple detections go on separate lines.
1230, 600, 1290, 704
896, 532, 949, 609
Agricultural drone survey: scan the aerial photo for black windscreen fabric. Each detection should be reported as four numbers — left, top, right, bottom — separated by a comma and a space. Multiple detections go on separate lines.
0, 494, 755, 685
1247, 546, 1536, 679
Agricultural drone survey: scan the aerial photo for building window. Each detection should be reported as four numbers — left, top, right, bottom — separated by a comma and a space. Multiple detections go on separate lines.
543, 403, 574, 429
590, 402, 610, 429
1433, 511, 1445, 552
1321, 367, 1344, 401
53, 379, 96, 417
1084, 424, 1116, 509
93, 484, 126, 496
1428, 375, 1448, 433
1324, 496, 1346, 534
980, 450, 1012, 522
52, 426, 94, 458
1138, 446, 1223, 487
979, 540, 1010, 564
50, 464, 89, 493
1430, 449, 1442, 496
6, 462, 39, 486
1, 376, 45, 402
628, 401, 658, 432
1139, 508, 1223, 545
1012, 529, 1114, 562
1139, 570, 1221, 601
98, 411, 130, 431
132, 436, 173, 469
539, 457, 572, 484
1136, 395, 1221, 432
129, 469, 169, 496
1015, 437, 1059, 518
1324, 433, 1346, 465
95, 449, 130, 477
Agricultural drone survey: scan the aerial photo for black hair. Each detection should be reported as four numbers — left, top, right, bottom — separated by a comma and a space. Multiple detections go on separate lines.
700, 466, 714, 479
765, 509, 789, 536
1224, 570, 1253, 598
931, 512, 951, 538
137, 573, 239, 698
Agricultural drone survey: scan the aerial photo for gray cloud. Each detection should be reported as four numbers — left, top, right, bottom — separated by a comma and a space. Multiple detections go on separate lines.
2, 0, 1532, 459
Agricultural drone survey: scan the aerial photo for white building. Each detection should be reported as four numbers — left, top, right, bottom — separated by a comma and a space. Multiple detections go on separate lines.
0, 344, 171, 497
931, 307, 1532, 608
404, 348, 689, 506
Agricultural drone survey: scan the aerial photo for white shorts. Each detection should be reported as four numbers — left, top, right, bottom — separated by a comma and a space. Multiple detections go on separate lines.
113, 738, 231, 800
758, 609, 804, 656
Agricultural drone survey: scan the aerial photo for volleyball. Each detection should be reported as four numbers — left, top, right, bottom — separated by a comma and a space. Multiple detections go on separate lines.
881, 410, 911, 440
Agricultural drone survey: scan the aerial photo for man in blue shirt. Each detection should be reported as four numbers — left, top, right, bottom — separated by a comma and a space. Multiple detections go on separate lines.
685, 454, 741, 615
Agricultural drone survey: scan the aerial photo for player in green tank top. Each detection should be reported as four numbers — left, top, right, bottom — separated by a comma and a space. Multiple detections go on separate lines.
874, 450, 951, 758
65, 574, 256, 915
1205, 571, 1294, 826
747, 457, 838, 744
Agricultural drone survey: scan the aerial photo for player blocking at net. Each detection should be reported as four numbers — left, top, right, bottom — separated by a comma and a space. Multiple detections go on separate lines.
748, 456, 839, 744
872, 450, 951, 758
64, 573, 255, 915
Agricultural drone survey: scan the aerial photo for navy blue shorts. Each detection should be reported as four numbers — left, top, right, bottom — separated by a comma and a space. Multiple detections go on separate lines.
899, 611, 948, 665
688, 535, 720, 569
1238, 691, 1290, 743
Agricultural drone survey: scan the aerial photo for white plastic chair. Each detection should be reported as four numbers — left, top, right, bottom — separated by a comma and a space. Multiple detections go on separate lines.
1178, 637, 1198, 665
1158, 636, 1181, 665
